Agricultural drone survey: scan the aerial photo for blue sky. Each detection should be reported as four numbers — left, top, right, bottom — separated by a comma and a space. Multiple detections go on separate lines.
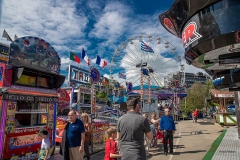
0, 0, 203, 87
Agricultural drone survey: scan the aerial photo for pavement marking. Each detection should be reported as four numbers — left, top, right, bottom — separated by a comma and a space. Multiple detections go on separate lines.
169, 121, 182, 160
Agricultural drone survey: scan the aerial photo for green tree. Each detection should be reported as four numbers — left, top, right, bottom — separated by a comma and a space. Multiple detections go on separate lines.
96, 91, 109, 102
180, 80, 213, 113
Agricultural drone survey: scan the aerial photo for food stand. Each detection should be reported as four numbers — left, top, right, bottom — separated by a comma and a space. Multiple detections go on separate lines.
210, 89, 236, 126
0, 36, 65, 160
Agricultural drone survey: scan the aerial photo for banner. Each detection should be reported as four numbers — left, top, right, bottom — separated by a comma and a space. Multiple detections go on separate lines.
9, 134, 41, 150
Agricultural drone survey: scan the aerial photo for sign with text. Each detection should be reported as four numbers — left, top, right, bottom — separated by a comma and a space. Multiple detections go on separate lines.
35, 96, 58, 103
68, 65, 109, 86
9, 134, 42, 150
3, 94, 34, 102
14, 126, 47, 133
3, 94, 58, 102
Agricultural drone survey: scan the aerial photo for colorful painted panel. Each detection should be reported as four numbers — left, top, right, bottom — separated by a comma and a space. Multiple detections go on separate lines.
0, 43, 9, 63
9, 134, 42, 150
47, 103, 54, 129
5, 101, 17, 134
9, 36, 61, 74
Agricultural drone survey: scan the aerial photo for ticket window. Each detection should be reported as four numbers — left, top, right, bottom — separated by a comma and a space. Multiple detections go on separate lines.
15, 101, 47, 127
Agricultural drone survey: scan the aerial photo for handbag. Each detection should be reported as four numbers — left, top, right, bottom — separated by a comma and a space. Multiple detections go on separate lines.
156, 131, 163, 139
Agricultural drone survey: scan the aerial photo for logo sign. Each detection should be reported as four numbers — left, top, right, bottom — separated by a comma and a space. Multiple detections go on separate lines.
182, 22, 202, 48
163, 18, 177, 36
89, 68, 100, 84
69, 65, 90, 85
68, 65, 109, 86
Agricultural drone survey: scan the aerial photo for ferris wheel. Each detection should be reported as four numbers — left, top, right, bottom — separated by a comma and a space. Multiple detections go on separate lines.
109, 35, 179, 88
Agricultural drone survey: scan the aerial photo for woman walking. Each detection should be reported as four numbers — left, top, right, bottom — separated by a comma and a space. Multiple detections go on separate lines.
150, 112, 159, 148
81, 113, 91, 160
143, 113, 151, 156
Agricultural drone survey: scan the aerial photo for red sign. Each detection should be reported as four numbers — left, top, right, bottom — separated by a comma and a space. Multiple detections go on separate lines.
14, 126, 47, 133
182, 22, 202, 48
163, 18, 177, 36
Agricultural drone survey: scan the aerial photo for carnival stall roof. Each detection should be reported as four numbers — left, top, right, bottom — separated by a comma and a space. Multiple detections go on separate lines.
132, 85, 161, 90
128, 89, 187, 100
108, 95, 127, 103
210, 89, 234, 113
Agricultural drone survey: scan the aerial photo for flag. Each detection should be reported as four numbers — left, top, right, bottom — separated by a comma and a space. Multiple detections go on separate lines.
14, 34, 18, 40
81, 48, 90, 66
96, 55, 107, 69
118, 72, 126, 79
141, 40, 154, 53
2, 30, 13, 42
70, 52, 80, 63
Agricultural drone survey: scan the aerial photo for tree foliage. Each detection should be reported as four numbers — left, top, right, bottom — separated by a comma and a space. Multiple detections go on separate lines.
180, 79, 213, 112
96, 91, 109, 102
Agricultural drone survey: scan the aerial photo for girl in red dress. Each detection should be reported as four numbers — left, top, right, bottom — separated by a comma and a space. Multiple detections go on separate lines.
104, 127, 121, 160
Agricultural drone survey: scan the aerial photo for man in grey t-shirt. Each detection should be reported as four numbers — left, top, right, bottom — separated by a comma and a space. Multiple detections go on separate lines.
117, 97, 153, 160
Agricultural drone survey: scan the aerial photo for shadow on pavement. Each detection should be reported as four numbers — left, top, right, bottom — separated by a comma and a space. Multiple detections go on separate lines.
180, 130, 210, 136
173, 150, 207, 155
198, 122, 215, 125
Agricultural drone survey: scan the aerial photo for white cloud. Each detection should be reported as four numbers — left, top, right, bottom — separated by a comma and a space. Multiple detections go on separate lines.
1, 0, 88, 55
0, 0, 207, 88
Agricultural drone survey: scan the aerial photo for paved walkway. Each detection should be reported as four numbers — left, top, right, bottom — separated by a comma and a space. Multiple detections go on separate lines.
49, 118, 224, 160
148, 119, 224, 160
211, 126, 240, 160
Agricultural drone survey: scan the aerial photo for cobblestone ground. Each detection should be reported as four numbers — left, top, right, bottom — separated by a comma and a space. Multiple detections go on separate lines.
49, 118, 223, 160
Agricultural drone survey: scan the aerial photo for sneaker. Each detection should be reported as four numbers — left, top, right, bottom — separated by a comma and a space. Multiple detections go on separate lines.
170, 151, 173, 155
164, 152, 168, 156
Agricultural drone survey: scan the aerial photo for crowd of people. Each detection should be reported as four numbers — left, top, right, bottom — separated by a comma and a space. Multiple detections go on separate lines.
37, 97, 178, 160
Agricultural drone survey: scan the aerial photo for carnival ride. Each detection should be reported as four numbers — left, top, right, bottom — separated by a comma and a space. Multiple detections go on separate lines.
107, 35, 185, 116
109, 35, 179, 89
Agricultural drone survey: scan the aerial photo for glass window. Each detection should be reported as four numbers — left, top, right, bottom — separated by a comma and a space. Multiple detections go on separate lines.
15, 102, 47, 127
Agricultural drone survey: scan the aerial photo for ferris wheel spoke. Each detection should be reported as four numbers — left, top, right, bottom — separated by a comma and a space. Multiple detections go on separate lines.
150, 60, 175, 70
131, 77, 141, 85
124, 52, 140, 64
121, 60, 137, 66
126, 45, 141, 62
150, 73, 164, 87
150, 76, 159, 87
126, 73, 140, 80
149, 74, 159, 87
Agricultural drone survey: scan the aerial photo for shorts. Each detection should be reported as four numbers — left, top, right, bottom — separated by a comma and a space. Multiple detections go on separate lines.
69, 146, 84, 160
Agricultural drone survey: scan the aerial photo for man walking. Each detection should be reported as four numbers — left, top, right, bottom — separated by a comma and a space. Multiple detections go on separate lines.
60, 110, 85, 160
117, 97, 153, 160
160, 108, 176, 156
193, 109, 199, 123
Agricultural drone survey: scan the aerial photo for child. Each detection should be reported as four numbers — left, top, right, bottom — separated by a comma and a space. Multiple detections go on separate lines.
104, 127, 122, 160
38, 129, 50, 160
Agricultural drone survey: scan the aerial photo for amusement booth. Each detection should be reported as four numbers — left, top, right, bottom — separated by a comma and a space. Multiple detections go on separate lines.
0, 36, 65, 160
210, 89, 236, 125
